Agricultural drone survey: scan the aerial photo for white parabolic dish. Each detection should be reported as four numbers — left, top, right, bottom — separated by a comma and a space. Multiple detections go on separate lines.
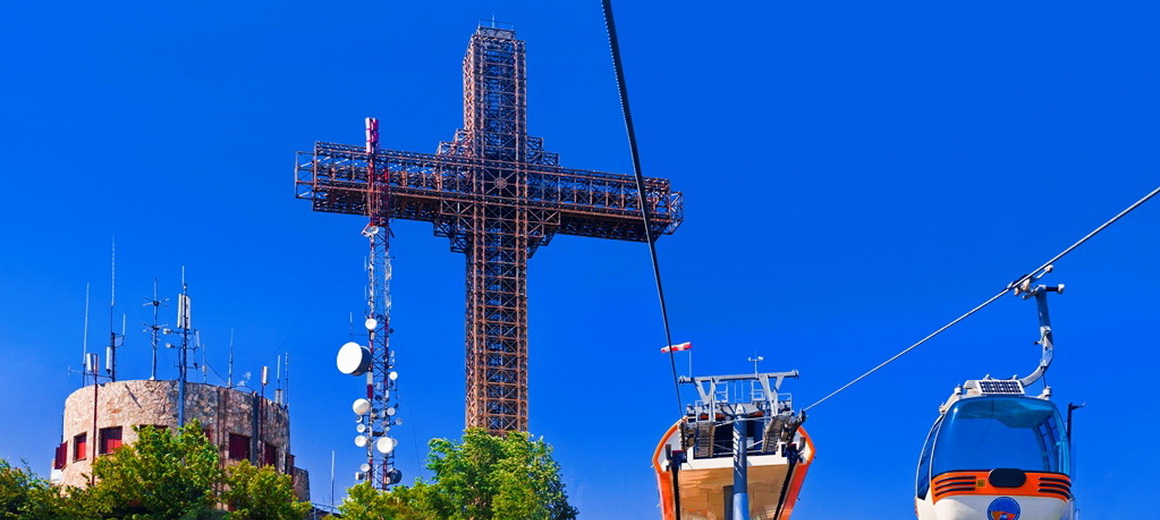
376, 436, 397, 455
337, 342, 371, 376
352, 398, 372, 415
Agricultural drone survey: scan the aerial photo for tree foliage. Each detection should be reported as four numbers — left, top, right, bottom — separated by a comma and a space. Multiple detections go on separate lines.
0, 420, 310, 520
88, 422, 223, 519
0, 458, 72, 520
341, 428, 578, 520
222, 460, 311, 520
339, 481, 437, 520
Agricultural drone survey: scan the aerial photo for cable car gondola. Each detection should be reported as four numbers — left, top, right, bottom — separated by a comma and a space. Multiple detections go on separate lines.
654, 372, 815, 520
915, 275, 1076, 520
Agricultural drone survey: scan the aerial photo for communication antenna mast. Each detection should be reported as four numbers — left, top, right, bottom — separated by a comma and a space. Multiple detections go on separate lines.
275, 354, 283, 404
73, 283, 107, 388
144, 278, 167, 380
284, 352, 290, 409
107, 237, 123, 381
72, 284, 113, 386
176, 267, 192, 426
82, 283, 90, 370
334, 117, 402, 489
197, 330, 208, 383
228, 329, 235, 388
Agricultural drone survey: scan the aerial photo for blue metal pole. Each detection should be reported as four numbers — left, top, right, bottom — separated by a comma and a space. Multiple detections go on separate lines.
732, 419, 750, 520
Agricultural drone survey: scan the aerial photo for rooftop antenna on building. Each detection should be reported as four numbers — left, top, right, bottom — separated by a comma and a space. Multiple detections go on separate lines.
275, 355, 283, 405
81, 282, 91, 380
192, 330, 201, 382
197, 330, 208, 383
107, 237, 122, 382
177, 266, 192, 426
228, 329, 235, 388
284, 352, 290, 409
108, 313, 126, 379
71, 283, 112, 386
144, 278, 168, 380
260, 365, 269, 408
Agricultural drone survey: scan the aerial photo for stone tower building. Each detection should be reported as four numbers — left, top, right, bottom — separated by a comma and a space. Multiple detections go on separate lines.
52, 379, 310, 501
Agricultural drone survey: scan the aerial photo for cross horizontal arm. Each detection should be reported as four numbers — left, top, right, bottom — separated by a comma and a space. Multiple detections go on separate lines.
296, 142, 683, 242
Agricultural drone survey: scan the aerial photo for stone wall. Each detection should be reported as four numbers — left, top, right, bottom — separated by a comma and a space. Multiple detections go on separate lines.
56, 379, 309, 501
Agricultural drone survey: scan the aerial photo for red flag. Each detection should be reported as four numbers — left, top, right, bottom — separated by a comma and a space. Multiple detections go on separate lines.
660, 341, 692, 353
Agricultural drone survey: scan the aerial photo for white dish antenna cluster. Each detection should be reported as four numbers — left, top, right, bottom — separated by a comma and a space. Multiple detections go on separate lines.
350, 396, 401, 454
337, 338, 402, 481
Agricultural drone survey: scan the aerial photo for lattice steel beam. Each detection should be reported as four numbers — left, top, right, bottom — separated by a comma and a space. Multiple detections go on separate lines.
296, 24, 682, 434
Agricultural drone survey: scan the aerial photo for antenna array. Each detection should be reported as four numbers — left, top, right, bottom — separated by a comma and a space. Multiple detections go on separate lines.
334, 117, 403, 489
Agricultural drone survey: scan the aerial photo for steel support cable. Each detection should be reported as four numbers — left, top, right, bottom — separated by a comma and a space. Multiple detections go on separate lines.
803, 184, 1160, 412
600, 0, 683, 416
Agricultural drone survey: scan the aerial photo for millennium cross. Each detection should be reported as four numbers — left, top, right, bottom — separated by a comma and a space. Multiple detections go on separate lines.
295, 24, 682, 433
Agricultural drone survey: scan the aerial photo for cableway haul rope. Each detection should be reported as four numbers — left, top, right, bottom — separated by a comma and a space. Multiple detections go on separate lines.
601, 0, 683, 416
803, 184, 1160, 412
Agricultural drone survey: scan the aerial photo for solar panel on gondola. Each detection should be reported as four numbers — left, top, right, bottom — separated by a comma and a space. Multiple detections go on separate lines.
978, 380, 1024, 394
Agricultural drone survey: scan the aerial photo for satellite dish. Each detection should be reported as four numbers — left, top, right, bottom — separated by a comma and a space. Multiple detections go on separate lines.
387, 468, 403, 485
355, 471, 366, 481
354, 435, 369, 448
352, 398, 372, 415
376, 436, 398, 455
388, 371, 399, 381
386, 406, 397, 416
356, 424, 367, 433
364, 318, 378, 330
337, 342, 372, 376
359, 463, 371, 473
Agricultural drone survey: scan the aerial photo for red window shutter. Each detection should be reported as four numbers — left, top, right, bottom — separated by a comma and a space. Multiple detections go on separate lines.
74, 433, 87, 461
100, 427, 123, 455
263, 444, 277, 467
53, 442, 68, 470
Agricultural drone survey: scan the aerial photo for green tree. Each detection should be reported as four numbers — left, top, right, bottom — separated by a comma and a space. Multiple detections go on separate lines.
221, 460, 310, 520
87, 421, 223, 520
339, 481, 437, 520
340, 428, 577, 520
2, 424, 310, 520
0, 458, 72, 520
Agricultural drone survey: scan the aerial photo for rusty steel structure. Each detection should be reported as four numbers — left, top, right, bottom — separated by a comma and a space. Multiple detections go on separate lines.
295, 23, 682, 434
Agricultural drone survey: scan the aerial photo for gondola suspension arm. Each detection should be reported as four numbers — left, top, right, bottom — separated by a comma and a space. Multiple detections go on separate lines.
1013, 268, 1064, 387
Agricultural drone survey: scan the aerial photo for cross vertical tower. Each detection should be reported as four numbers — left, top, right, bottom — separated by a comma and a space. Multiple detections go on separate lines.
296, 23, 683, 434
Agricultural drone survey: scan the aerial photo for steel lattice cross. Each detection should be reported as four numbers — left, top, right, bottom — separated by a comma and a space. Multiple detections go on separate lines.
295, 25, 682, 434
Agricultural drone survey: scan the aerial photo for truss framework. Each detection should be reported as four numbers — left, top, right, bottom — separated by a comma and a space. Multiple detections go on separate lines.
297, 25, 682, 434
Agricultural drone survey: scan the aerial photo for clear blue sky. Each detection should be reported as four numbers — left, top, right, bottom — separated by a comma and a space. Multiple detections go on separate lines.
2, 1, 1158, 518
